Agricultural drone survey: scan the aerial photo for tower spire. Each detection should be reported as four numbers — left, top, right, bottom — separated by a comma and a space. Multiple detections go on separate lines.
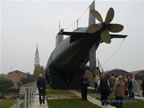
35, 44, 39, 55
34, 44, 40, 67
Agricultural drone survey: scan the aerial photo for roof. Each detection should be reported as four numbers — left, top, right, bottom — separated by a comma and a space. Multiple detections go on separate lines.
0, 74, 8, 78
104, 68, 129, 78
104, 68, 124, 73
131, 70, 144, 74
135, 71, 144, 80
8, 70, 25, 74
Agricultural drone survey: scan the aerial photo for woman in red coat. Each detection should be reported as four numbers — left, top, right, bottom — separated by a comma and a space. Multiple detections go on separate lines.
123, 76, 128, 96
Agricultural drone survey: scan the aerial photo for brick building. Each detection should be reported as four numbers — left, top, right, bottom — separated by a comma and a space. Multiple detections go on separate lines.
8, 70, 28, 88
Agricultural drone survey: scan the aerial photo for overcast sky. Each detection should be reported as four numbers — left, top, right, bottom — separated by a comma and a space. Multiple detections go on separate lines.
1, 0, 144, 74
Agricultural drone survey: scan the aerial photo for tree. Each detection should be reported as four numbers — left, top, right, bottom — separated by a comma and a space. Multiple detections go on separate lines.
19, 73, 34, 85
33, 65, 45, 80
0, 77, 14, 93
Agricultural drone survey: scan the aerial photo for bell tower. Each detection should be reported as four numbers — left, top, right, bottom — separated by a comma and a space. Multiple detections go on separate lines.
34, 44, 40, 67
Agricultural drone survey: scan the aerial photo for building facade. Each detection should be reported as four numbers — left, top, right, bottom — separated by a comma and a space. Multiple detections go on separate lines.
8, 70, 27, 88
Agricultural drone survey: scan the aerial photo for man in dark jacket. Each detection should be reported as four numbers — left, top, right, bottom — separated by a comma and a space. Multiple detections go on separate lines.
80, 73, 89, 100
142, 78, 144, 97
99, 73, 110, 105
128, 75, 134, 98
37, 74, 46, 104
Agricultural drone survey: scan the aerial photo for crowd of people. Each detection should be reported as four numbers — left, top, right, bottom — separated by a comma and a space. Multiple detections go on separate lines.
81, 73, 144, 108
36, 73, 144, 108
94, 73, 144, 108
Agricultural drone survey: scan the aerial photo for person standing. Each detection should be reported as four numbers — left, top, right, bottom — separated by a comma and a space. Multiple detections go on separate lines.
141, 78, 144, 97
128, 75, 134, 98
94, 75, 99, 91
80, 73, 89, 100
37, 74, 46, 104
109, 74, 116, 91
113, 75, 125, 108
99, 73, 110, 105
131, 75, 138, 96
123, 76, 128, 96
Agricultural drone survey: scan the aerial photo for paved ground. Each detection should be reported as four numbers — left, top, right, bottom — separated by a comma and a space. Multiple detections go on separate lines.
70, 90, 116, 108
47, 94, 78, 100
135, 96, 144, 100
31, 91, 48, 108
30, 88, 144, 108
88, 93, 101, 99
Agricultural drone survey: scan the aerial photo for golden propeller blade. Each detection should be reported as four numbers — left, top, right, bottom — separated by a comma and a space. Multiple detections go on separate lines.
100, 29, 111, 44
108, 24, 124, 33
88, 24, 102, 33
91, 10, 103, 22
105, 8, 114, 24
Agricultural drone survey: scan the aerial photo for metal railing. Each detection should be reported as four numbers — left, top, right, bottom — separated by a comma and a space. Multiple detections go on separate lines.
24, 82, 37, 108
11, 82, 37, 108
